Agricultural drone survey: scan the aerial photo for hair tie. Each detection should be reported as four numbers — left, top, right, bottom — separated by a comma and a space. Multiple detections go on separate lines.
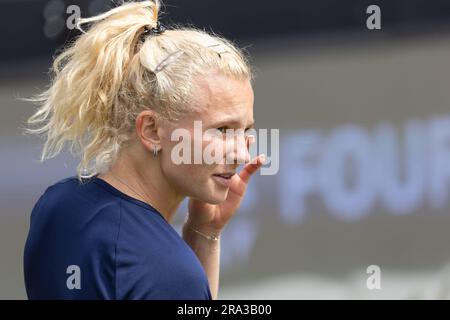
143, 21, 166, 36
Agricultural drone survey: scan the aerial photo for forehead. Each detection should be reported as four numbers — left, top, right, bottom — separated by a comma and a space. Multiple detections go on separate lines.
191, 72, 254, 123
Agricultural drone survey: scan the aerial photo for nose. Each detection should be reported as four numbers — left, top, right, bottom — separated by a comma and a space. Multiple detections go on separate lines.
224, 132, 253, 165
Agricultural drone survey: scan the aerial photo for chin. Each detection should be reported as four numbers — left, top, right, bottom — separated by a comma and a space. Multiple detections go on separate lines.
200, 192, 228, 204
196, 187, 229, 204
187, 178, 230, 204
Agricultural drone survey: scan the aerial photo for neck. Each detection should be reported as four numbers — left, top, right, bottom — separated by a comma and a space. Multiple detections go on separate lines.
98, 144, 184, 224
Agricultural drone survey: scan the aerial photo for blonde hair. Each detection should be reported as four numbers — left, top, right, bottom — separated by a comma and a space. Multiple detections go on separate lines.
25, 0, 254, 179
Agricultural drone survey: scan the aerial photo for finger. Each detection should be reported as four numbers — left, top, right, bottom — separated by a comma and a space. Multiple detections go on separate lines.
239, 154, 265, 183
246, 135, 255, 149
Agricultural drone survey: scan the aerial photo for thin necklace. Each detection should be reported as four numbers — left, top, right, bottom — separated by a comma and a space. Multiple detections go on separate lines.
107, 171, 170, 224
109, 171, 152, 206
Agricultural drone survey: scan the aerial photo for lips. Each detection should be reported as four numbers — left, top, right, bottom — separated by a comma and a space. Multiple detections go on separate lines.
212, 172, 235, 187
213, 172, 235, 179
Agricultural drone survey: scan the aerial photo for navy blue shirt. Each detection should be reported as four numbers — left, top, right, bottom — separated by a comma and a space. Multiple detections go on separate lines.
24, 176, 212, 300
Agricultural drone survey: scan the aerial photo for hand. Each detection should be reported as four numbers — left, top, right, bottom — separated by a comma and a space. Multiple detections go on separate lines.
185, 153, 265, 236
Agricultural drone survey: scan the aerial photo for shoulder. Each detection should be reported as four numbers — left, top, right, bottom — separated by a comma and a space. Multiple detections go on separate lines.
25, 176, 123, 299
29, 175, 123, 248
42, 176, 103, 205
35, 175, 121, 215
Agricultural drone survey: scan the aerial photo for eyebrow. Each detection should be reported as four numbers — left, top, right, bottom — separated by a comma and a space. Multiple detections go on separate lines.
212, 119, 255, 128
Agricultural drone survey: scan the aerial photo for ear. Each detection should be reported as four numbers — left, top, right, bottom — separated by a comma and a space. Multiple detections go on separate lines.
135, 110, 162, 152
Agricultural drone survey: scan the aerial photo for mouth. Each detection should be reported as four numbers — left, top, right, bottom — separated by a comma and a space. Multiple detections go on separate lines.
212, 172, 236, 179
211, 172, 235, 187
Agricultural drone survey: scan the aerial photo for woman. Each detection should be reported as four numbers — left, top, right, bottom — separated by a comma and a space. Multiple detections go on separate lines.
23, 0, 264, 300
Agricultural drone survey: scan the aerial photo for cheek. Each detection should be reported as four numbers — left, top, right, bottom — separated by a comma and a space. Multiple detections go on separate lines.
158, 132, 224, 191
161, 159, 212, 188
202, 135, 226, 161
161, 162, 217, 199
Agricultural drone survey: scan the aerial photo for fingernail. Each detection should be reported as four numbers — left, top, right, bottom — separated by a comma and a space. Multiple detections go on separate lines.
260, 154, 266, 164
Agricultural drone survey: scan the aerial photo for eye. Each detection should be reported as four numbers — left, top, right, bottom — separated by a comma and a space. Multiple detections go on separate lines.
216, 127, 228, 134
244, 127, 254, 136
